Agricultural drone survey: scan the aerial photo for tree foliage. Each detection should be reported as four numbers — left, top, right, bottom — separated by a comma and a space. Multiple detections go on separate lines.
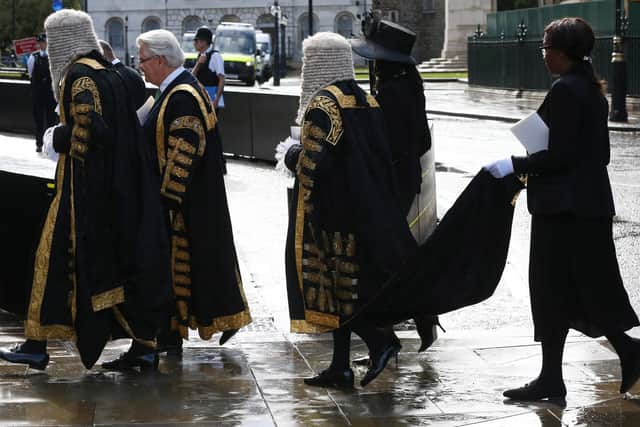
498, 0, 539, 11
0, 0, 82, 54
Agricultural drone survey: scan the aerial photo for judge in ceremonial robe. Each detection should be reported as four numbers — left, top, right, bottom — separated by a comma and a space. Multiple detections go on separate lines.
0, 9, 171, 371
110, 29, 251, 364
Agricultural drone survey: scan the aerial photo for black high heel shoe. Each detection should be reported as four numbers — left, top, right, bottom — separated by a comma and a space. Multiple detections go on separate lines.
360, 342, 402, 387
352, 333, 401, 367
620, 349, 640, 394
503, 378, 567, 405
219, 329, 238, 346
416, 315, 445, 353
304, 368, 355, 389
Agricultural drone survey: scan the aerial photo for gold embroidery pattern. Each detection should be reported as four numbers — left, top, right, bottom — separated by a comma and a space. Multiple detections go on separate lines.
290, 319, 331, 334
324, 85, 380, 109
71, 77, 102, 115
155, 84, 217, 172
170, 116, 206, 156
112, 306, 156, 349
91, 286, 125, 312
305, 96, 343, 146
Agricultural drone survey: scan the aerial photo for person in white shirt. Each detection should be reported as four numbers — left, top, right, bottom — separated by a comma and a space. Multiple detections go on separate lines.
27, 33, 57, 152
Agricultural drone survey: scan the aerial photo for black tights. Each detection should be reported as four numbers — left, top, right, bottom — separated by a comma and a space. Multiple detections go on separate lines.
330, 323, 389, 371
538, 329, 637, 384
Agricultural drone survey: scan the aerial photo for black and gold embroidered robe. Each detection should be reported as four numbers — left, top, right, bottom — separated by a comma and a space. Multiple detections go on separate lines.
285, 81, 527, 334
285, 80, 418, 333
26, 52, 172, 368
142, 70, 251, 339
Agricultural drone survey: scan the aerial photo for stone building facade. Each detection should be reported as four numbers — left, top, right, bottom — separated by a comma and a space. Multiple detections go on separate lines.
87, 0, 368, 64
372, 0, 446, 62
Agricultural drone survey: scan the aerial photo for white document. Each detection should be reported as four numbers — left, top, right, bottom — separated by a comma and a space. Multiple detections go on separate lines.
510, 112, 549, 154
137, 96, 155, 125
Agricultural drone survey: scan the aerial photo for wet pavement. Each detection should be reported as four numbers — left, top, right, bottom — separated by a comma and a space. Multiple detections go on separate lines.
1, 83, 640, 425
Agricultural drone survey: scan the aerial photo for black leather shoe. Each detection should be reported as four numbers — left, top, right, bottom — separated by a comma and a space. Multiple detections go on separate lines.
101, 351, 159, 371
503, 378, 567, 404
219, 329, 238, 346
304, 368, 354, 389
416, 315, 445, 353
157, 334, 183, 357
0, 345, 49, 370
620, 352, 640, 393
360, 342, 402, 387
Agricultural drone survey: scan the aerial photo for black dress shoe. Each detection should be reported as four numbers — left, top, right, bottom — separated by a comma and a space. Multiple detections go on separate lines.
503, 378, 567, 404
304, 368, 354, 389
620, 352, 640, 393
101, 351, 159, 371
156, 334, 183, 356
416, 315, 445, 353
219, 329, 238, 346
360, 342, 402, 387
0, 345, 49, 370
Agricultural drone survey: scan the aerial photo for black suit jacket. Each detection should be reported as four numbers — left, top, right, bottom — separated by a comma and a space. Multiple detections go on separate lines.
512, 69, 615, 217
113, 61, 147, 110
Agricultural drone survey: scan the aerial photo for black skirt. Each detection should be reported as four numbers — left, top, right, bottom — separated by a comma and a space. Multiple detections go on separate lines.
529, 214, 639, 340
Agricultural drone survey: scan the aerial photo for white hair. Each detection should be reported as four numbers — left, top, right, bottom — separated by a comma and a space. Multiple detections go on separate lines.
136, 29, 184, 68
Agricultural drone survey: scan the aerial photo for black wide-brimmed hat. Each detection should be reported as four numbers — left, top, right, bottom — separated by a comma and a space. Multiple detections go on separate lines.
36, 33, 46, 42
194, 26, 213, 43
349, 15, 416, 64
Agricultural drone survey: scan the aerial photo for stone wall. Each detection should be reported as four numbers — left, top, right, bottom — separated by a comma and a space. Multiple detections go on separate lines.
372, 0, 446, 62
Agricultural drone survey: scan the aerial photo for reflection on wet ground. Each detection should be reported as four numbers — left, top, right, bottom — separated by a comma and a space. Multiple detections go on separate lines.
2, 309, 640, 426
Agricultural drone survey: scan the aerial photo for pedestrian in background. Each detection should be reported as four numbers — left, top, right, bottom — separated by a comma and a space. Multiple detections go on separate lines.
27, 33, 57, 152
192, 26, 227, 173
485, 17, 640, 403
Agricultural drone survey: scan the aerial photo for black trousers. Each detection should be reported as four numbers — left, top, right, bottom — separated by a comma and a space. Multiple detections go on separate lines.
31, 87, 57, 147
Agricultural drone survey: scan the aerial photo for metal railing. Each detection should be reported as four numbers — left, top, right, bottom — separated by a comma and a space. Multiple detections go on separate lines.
468, 35, 639, 96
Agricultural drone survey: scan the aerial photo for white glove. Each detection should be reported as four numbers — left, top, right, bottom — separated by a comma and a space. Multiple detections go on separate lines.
275, 137, 300, 174
483, 157, 514, 178
42, 125, 60, 163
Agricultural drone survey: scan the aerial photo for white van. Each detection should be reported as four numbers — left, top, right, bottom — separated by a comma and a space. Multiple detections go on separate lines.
255, 31, 273, 83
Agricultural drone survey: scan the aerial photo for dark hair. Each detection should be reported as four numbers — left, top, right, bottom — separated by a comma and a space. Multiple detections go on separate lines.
374, 60, 423, 93
544, 17, 606, 93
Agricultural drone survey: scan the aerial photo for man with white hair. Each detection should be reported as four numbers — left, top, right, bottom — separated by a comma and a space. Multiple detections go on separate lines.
283, 32, 417, 389
0, 9, 171, 371
122, 29, 251, 360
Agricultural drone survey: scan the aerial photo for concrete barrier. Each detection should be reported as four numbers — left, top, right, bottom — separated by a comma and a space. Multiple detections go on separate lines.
0, 80, 298, 162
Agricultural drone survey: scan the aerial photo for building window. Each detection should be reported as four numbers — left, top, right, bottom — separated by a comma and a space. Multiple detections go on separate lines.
182, 16, 201, 34
422, 0, 435, 13
106, 18, 124, 49
220, 14, 241, 24
298, 13, 319, 43
257, 14, 275, 30
335, 12, 354, 38
142, 16, 162, 33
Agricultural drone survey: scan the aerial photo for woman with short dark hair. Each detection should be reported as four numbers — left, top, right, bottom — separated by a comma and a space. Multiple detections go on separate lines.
486, 17, 640, 403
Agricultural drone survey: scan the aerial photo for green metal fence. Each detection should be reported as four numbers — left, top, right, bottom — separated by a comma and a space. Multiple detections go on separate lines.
468, 0, 639, 96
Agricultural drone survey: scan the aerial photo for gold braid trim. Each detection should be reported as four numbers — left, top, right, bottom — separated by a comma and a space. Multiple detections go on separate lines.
305, 96, 343, 146
171, 310, 252, 340
71, 77, 102, 115
324, 85, 379, 109
112, 306, 156, 349
91, 286, 125, 312
156, 84, 217, 173
305, 310, 339, 329
290, 319, 331, 334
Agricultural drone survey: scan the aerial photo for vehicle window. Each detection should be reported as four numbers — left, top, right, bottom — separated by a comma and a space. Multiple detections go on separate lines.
215, 31, 255, 55
257, 42, 271, 54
